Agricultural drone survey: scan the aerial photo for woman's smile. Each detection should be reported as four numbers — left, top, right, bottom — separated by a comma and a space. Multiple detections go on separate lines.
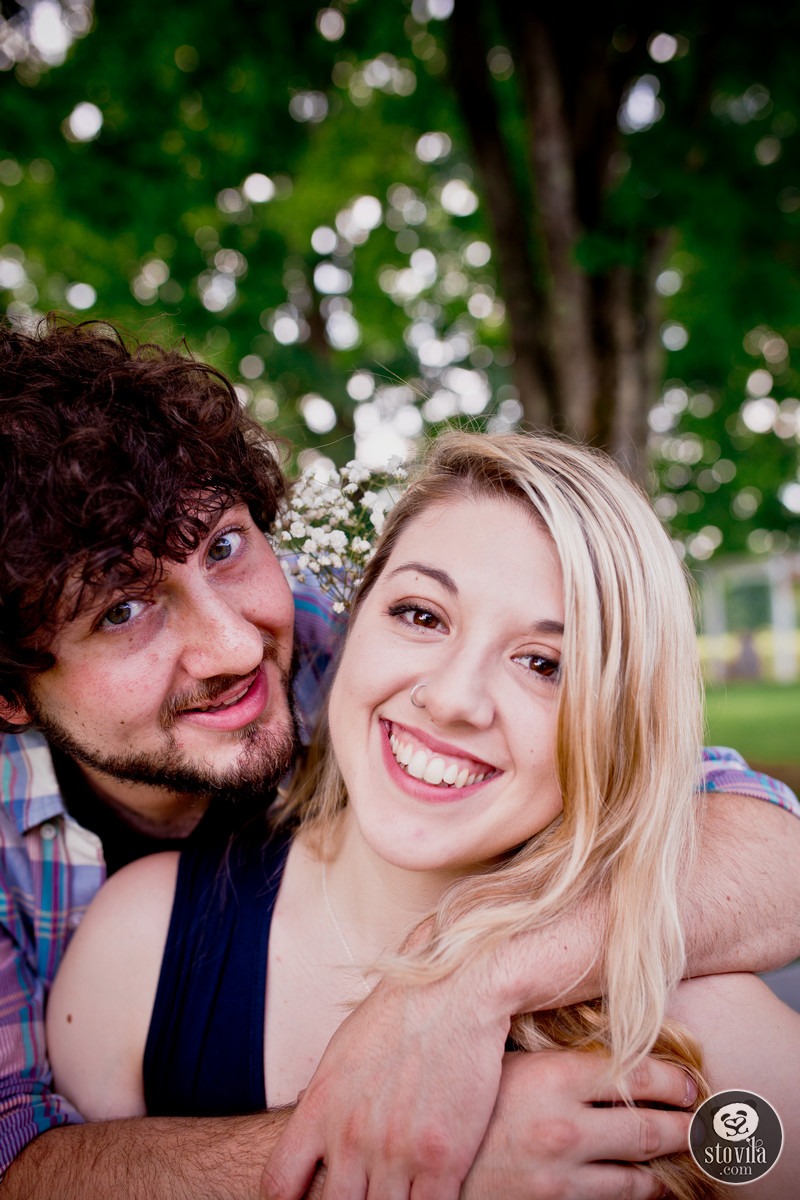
383, 719, 500, 791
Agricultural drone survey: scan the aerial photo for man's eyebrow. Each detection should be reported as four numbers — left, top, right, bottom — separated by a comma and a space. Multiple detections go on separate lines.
385, 562, 458, 595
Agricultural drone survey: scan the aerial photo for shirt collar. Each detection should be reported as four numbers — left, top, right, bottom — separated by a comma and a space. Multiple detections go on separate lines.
0, 729, 68, 835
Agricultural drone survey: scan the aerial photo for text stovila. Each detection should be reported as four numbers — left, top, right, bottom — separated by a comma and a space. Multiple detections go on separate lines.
705, 1137, 767, 1165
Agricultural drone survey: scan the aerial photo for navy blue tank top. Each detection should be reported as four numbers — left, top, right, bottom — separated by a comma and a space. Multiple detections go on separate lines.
143, 830, 290, 1116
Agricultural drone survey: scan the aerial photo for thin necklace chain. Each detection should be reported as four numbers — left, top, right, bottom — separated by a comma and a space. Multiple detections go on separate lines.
321, 860, 373, 998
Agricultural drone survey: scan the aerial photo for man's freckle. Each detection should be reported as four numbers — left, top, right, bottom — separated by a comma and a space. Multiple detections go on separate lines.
66, 1013, 72, 1023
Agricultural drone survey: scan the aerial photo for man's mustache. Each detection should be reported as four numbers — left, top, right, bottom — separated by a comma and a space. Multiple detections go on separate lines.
159, 636, 282, 729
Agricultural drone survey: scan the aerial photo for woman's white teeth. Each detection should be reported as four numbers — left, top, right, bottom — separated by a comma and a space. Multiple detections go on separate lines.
407, 750, 428, 780
389, 732, 487, 789
423, 756, 446, 785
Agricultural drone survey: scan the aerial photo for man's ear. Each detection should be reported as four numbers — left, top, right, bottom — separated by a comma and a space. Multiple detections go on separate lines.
0, 697, 32, 728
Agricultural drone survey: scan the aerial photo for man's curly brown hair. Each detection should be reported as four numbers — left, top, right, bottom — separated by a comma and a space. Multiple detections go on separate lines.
0, 315, 286, 728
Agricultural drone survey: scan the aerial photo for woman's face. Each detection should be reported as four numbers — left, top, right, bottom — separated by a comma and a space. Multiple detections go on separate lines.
327, 494, 565, 877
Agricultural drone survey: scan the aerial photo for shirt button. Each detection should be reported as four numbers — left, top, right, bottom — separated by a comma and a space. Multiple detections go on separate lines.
40, 823, 57, 841
67, 913, 83, 930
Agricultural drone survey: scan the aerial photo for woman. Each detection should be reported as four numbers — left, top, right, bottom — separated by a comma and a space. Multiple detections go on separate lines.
47, 432, 799, 1198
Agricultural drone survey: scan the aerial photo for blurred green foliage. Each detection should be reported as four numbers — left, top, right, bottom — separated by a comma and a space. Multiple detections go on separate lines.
1, 0, 799, 569
705, 682, 800, 766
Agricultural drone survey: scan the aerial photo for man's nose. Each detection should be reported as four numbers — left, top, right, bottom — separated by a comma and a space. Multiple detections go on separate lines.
179, 586, 266, 680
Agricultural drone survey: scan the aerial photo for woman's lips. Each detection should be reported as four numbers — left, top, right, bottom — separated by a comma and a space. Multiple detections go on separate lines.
382, 719, 499, 793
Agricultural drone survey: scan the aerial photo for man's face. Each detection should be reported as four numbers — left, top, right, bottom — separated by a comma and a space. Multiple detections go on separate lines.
23, 505, 298, 818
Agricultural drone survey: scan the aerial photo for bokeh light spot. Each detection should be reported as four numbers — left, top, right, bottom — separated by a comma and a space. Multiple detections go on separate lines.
440, 179, 478, 216
66, 102, 103, 142
316, 9, 345, 41
300, 394, 337, 433
648, 33, 678, 63
65, 282, 96, 309
242, 173, 275, 203
415, 131, 452, 163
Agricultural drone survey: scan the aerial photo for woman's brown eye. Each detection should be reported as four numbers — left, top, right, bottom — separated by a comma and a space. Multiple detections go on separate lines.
513, 653, 561, 681
533, 657, 558, 677
413, 610, 439, 628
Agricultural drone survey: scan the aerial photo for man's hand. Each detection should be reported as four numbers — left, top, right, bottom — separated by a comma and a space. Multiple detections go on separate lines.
464, 1050, 695, 1200
260, 969, 695, 1200
261, 967, 510, 1200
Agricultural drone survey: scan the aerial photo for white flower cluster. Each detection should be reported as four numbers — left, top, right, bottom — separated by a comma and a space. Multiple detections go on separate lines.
272, 458, 409, 612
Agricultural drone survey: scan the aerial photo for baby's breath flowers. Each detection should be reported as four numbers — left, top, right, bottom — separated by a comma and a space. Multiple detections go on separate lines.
272, 458, 409, 612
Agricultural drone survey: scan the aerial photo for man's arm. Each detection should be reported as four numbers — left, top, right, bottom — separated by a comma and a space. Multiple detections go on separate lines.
263, 788, 800, 1200
1, 1110, 323, 1200
446, 790, 800, 1021
7, 1059, 692, 1200
502, 790, 800, 1014
683, 788, 800, 976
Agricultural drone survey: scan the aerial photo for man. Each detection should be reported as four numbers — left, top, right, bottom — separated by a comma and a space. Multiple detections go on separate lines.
1, 317, 798, 1200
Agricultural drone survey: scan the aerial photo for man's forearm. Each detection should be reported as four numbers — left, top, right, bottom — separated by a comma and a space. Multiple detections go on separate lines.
681, 791, 800, 976
485, 793, 800, 1015
1, 1109, 321, 1200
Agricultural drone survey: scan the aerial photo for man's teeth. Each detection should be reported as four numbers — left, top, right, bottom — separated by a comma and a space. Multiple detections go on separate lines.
196, 685, 249, 713
389, 732, 487, 789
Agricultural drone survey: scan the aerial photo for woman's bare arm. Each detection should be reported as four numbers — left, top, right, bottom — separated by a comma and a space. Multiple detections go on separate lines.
46, 853, 180, 1120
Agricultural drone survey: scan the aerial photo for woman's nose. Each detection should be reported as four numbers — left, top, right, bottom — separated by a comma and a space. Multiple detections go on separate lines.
420, 650, 496, 730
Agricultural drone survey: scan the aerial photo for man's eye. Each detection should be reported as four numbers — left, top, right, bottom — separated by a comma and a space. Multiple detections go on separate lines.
207, 529, 243, 563
99, 599, 146, 628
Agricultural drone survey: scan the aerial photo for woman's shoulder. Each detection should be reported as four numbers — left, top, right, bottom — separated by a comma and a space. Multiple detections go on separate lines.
69, 850, 181, 957
91, 849, 181, 914
47, 851, 181, 1120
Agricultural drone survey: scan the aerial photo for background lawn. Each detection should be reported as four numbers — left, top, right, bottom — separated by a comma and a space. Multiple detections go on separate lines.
705, 682, 800, 789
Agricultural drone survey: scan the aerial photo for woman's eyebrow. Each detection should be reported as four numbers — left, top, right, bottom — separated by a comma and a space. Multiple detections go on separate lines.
386, 562, 458, 594
386, 563, 564, 636
530, 619, 564, 637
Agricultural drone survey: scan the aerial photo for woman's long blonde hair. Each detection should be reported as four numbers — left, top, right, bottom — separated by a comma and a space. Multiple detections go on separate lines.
281, 431, 711, 1194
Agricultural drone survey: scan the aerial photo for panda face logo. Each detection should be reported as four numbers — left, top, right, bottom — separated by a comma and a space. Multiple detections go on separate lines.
713, 1102, 760, 1142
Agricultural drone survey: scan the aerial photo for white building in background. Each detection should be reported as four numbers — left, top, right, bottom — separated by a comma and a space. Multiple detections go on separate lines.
698, 552, 800, 683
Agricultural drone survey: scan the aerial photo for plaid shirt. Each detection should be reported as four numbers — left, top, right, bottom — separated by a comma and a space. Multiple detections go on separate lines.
0, 578, 797, 1169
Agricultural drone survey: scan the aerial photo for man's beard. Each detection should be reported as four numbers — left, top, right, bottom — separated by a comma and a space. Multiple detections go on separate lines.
26, 660, 302, 814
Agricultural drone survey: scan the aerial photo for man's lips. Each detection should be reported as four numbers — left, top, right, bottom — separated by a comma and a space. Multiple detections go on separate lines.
182, 672, 259, 713
382, 719, 499, 791
174, 668, 270, 731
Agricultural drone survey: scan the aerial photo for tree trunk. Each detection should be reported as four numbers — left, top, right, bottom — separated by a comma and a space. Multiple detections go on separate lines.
518, 15, 596, 440
449, 2, 666, 483
448, 0, 556, 427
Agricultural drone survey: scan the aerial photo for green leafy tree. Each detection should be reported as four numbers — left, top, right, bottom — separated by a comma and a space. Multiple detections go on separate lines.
1, 0, 799, 565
